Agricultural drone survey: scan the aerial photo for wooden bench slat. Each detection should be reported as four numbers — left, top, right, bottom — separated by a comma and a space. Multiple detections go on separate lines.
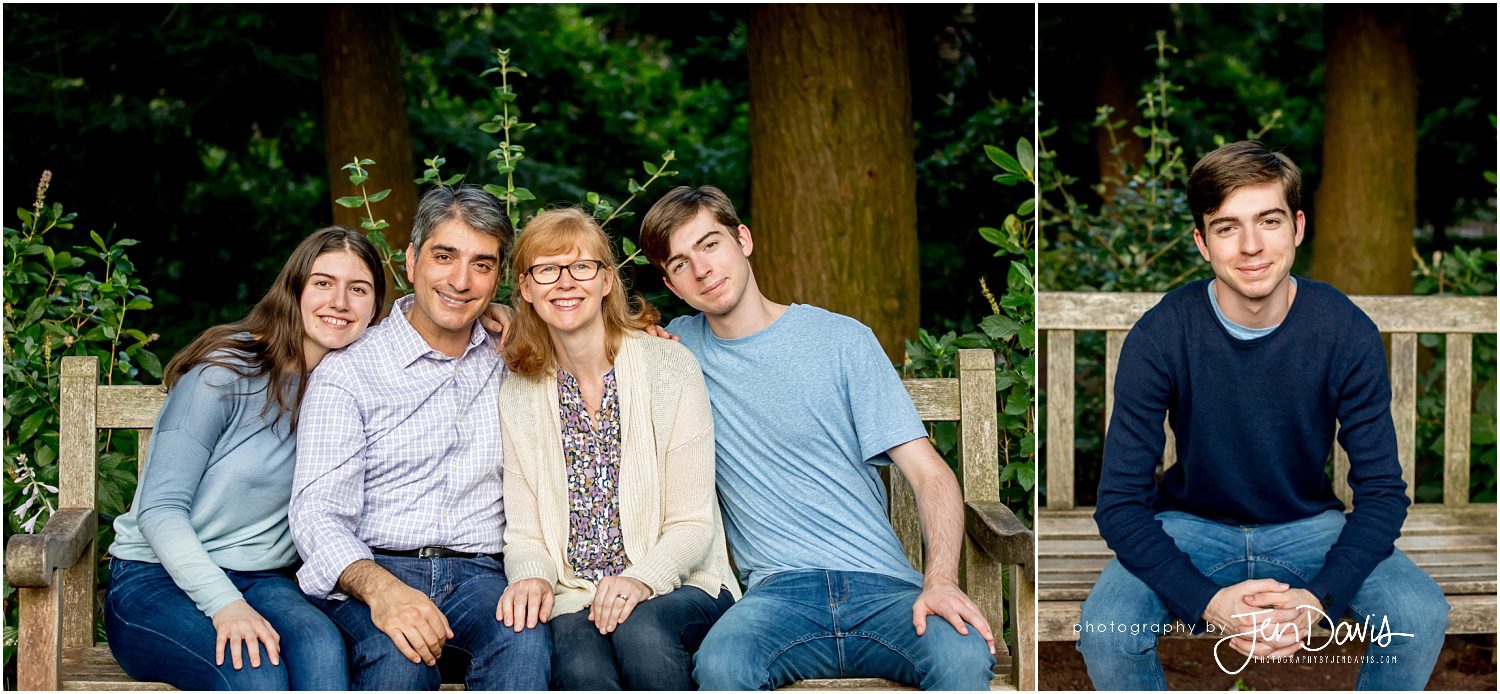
1390, 333, 1418, 501
902, 379, 961, 421
60, 360, 98, 653
1038, 293, 1498, 333
1040, 533, 1496, 556
1037, 505, 1500, 539
1444, 333, 1473, 506
94, 386, 167, 429
1046, 330, 1075, 509
1103, 330, 1126, 434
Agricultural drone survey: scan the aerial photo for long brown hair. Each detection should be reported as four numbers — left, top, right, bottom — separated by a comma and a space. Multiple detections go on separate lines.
503, 208, 660, 377
162, 226, 386, 427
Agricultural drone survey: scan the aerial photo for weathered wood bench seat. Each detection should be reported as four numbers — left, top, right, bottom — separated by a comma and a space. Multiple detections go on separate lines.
8, 349, 1032, 690
1036, 292, 1498, 642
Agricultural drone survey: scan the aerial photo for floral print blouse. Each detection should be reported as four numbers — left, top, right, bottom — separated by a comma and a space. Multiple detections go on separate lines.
557, 368, 629, 582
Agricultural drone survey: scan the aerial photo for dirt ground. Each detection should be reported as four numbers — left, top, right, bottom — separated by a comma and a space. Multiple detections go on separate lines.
1039, 634, 1497, 690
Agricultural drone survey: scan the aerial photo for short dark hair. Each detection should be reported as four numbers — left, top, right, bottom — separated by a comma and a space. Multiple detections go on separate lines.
1187, 141, 1302, 232
411, 185, 514, 259
639, 185, 742, 272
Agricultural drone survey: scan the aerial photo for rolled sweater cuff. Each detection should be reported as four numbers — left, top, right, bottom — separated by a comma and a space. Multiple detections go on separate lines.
504, 556, 559, 588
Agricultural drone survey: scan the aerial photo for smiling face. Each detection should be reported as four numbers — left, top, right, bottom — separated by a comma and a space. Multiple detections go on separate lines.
404, 219, 502, 350
1193, 181, 1305, 316
661, 207, 755, 316
518, 249, 612, 336
300, 250, 378, 365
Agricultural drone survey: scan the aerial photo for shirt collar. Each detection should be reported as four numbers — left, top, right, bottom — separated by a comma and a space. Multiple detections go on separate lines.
385, 294, 497, 368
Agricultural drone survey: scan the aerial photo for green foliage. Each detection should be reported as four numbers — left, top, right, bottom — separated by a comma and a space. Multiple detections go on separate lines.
3, 171, 158, 675
906, 139, 1035, 526
1040, 32, 1210, 294
365, 49, 681, 309
1412, 246, 1498, 503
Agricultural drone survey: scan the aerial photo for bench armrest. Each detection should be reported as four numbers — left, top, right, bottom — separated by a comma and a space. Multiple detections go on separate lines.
964, 500, 1033, 566
5, 508, 96, 587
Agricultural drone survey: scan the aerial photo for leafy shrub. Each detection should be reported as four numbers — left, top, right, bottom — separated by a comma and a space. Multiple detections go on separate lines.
3, 170, 160, 673
905, 139, 1035, 526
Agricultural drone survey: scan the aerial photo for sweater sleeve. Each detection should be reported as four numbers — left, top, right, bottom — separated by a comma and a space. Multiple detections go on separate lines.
1307, 316, 1408, 624
1094, 324, 1222, 630
498, 388, 559, 588
620, 349, 718, 596
133, 365, 245, 618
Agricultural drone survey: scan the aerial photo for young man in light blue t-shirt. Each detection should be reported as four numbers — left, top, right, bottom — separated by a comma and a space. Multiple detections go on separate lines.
639, 186, 996, 690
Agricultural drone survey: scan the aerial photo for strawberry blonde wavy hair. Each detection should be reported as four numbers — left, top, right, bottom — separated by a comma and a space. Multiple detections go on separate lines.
502, 208, 660, 377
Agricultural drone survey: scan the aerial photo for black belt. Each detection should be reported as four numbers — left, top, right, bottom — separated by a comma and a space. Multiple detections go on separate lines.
373, 547, 503, 561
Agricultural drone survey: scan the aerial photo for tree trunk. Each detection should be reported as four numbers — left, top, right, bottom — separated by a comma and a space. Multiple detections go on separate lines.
1095, 57, 1146, 200
1310, 6, 1416, 295
748, 5, 918, 361
320, 5, 417, 301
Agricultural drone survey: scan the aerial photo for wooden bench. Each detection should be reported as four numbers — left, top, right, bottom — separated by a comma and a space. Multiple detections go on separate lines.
1036, 292, 1498, 642
7, 348, 1033, 690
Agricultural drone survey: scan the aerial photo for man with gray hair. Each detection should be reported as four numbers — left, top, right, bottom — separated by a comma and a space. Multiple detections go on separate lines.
291, 185, 551, 689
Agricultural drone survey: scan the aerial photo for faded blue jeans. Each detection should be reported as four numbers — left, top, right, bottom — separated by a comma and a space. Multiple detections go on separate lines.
1076, 509, 1449, 690
105, 558, 348, 690
314, 555, 551, 690
693, 570, 995, 690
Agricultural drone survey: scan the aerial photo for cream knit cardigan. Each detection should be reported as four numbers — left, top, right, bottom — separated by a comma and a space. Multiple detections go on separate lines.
498, 331, 740, 616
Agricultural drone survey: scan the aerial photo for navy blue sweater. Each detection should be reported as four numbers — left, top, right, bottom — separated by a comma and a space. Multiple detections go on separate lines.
1095, 277, 1408, 629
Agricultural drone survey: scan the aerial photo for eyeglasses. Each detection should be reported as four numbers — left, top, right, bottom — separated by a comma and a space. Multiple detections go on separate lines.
525, 259, 605, 285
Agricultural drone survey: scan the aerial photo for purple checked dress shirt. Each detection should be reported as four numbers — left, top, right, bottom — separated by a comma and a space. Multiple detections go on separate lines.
290, 295, 506, 599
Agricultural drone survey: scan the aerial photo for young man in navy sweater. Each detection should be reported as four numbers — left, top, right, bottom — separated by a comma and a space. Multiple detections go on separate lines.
1076, 141, 1449, 690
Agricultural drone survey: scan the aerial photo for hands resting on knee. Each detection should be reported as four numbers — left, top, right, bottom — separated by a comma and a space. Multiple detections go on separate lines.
1204, 579, 1324, 659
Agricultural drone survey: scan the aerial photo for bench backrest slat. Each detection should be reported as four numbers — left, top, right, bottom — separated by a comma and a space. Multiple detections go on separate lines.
58, 359, 98, 651
1445, 333, 1473, 506
1039, 292, 1497, 510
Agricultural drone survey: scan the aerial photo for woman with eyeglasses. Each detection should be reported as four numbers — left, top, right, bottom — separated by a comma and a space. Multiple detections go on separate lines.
495, 208, 738, 690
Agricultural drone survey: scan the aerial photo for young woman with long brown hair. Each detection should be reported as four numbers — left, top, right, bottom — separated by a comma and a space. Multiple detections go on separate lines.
495, 208, 739, 690
105, 226, 386, 690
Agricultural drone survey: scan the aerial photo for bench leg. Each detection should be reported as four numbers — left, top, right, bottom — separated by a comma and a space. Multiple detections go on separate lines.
18, 576, 64, 690
1012, 562, 1036, 691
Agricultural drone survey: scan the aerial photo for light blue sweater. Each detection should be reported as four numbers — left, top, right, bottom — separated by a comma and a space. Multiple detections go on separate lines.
109, 351, 301, 617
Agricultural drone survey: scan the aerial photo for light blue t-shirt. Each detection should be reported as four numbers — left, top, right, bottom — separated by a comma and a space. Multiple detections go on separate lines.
110, 350, 301, 617
1207, 276, 1296, 340
669, 304, 927, 590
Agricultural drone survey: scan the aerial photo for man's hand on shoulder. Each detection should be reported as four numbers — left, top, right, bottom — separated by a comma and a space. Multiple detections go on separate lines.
339, 559, 453, 666
913, 577, 996, 655
481, 303, 514, 352
645, 323, 679, 342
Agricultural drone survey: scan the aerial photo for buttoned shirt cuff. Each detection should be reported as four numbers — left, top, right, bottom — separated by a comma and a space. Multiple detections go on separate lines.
296, 535, 374, 600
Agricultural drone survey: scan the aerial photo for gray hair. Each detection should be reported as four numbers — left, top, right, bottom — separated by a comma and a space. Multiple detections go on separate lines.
410, 185, 514, 258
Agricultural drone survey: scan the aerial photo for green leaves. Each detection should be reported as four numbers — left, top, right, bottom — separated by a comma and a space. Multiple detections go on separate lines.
334, 196, 365, 209
5, 171, 161, 549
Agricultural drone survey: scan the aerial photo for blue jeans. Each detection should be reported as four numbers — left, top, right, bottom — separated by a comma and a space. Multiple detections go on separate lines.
693, 570, 995, 690
1076, 509, 1449, 690
105, 558, 348, 690
314, 555, 550, 690
549, 586, 735, 690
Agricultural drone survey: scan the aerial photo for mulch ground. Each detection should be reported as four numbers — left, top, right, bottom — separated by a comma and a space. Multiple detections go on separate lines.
1039, 634, 1496, 690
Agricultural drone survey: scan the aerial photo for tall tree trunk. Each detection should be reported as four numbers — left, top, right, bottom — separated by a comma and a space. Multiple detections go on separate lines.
748, 5, 918, 361
320, 5, 417, 303
1310, 6, 1416, 295
1095, 57, 1146, 200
